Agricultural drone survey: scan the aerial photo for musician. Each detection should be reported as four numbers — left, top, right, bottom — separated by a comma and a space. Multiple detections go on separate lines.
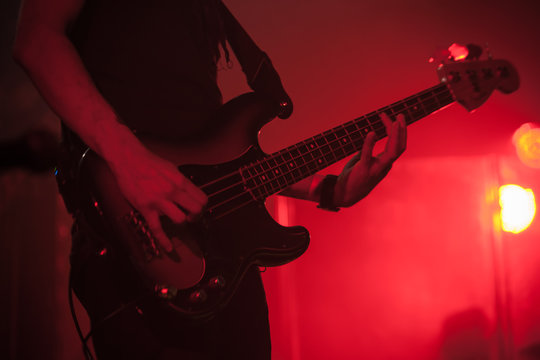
13, 0, 406, 358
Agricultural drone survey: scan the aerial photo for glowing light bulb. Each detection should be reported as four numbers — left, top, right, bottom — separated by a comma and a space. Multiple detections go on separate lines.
499, 184, 536, 234
512, 123, 540, 168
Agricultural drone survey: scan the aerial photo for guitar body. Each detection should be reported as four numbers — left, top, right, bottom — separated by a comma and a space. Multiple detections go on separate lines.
76, 93, 310, 320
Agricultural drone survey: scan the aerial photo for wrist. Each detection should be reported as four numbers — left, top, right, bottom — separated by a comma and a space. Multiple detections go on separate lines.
97, 121, 145, 168
317, 175, 341, 212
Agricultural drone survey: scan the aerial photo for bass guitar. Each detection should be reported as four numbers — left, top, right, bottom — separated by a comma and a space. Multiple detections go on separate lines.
75, 55, 519, 320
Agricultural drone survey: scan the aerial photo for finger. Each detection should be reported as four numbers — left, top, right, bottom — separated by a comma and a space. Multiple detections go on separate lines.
157, 201, 188, 224
397, 114, 407, 153
144, 211, 173, 252
172, 190, 205, 218
345, 129, 377, 172
173, 173, 208, 205
396, 113, 406, 125
379, 114, 407, 165
387, 120, 401, 153
371, 162, 393, 182
360, 131, 377, 166
380, 113, 393, 134
388, 113, 407, 157
343, 151, 362, 172
342, 131, 375, 175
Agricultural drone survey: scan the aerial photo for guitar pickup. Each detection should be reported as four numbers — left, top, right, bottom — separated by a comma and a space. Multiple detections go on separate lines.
123, 210, 162, 262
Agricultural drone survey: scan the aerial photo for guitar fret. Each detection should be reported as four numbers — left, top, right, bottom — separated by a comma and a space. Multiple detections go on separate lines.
303, 151, 313, 161
287, 160, 296, 170
417, 95, 430, 116
314, 135, 326, 146
253, 186, 264, 199
406, 98, 425, 122
424, 99, 438, 113
335, 127, 346, 138
329, 140, 340, 151
240, 83, 454, 199
345, 122, 358, 134
305, 139, 316, 152
437, 89, 454, 106
349, 127, 364, 140
284, 172, 293, 183
334, 147, 345, 159
366, 112, 378, 128
431, 89, 443, 108
324, 153, 335, 163
419, 91, 432, 100
408, 107, 424, 122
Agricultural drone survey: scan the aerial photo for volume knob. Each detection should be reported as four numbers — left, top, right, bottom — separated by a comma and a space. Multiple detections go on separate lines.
208, 276, 226, 289
189, 289, 208, 303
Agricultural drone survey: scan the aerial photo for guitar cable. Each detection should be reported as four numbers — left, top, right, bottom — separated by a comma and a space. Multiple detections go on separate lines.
68, 268, 95, 360
68, 258, 150, 360
67, 147, 152, 359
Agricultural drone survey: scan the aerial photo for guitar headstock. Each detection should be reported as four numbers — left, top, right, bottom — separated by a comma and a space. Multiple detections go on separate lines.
437, 55, 519, 112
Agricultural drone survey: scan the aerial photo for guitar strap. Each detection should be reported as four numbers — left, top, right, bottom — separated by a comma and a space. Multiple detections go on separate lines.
217, 1, 293, 119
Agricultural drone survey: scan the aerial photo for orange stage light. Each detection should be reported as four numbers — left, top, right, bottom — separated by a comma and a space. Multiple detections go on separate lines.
512, 123, 540, 168
499, 184, 536, 234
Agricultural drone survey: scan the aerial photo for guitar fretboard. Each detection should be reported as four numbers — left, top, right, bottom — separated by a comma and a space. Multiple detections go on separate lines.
241, 83, 454, 200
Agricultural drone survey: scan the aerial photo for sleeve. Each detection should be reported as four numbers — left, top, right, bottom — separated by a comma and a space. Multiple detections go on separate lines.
218, 1, 293, 119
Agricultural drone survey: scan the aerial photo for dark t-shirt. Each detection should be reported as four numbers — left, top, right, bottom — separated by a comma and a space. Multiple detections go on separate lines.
70, 0, 224, 141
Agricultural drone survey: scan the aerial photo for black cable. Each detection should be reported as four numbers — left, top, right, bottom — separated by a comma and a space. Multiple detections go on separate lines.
69, 263, 152, 359
82, 297, 146, 345
68, 269, 94, 360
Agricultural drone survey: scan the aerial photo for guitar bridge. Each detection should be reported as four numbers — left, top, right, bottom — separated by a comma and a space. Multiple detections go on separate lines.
123, 210, 161, 261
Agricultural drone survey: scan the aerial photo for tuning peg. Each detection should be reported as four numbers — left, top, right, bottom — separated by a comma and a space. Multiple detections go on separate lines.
449, 43, 469, 61
465, 44, 483, 60
430, 43, 470, 65
429, 42, 486, 64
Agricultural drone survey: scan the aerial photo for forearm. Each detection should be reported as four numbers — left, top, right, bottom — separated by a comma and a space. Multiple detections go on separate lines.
279, 174, 325, 203
12, 27, 142, 166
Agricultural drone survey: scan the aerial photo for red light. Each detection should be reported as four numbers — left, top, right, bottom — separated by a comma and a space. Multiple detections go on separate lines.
448, 43, 469, 61
513, 123, 540, 168
99, 248, 107, 256
499, 184, 536, 234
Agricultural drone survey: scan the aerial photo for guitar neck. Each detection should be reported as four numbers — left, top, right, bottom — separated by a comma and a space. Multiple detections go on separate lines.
241, 83, 454, 199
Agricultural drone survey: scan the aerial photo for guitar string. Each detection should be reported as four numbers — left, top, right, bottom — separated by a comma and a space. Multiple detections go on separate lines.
203, 85, 454, 218
239, 83, 452, 190
199, 83, 450, 200
196, 83, 448, 194
207, 84, 453, 213
211, 117, 455, 219
201, 84, 453, 216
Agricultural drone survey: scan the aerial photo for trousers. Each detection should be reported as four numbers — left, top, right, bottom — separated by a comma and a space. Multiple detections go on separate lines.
70, 218, 271, 360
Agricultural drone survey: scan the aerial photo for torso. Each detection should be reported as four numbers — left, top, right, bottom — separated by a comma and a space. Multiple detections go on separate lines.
70, 0, 225, 142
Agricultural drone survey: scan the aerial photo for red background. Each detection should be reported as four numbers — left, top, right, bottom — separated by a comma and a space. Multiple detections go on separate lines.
1, 0, 540, 359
